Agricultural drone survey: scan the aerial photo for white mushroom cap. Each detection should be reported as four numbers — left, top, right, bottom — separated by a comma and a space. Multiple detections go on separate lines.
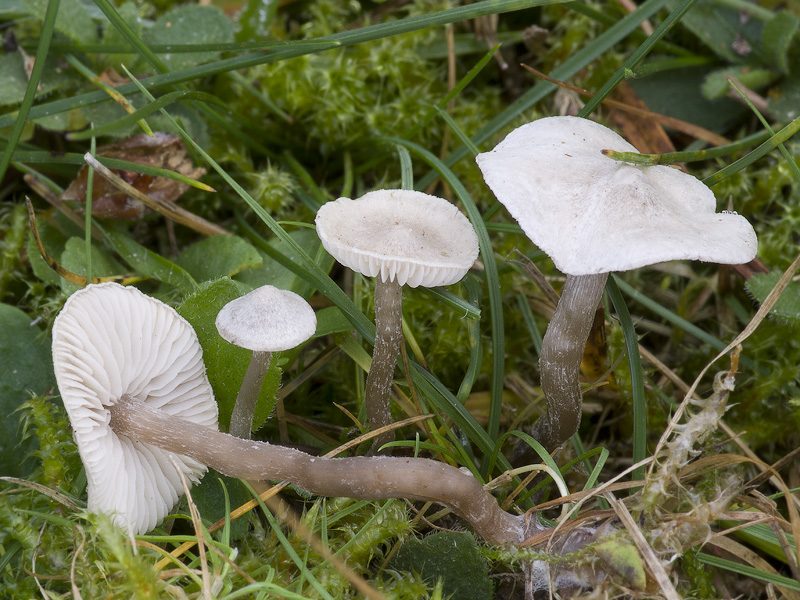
315, 189, 480, 288
476, 116, 758, 275
52, 282, 218, 534
215, 285, 317, 352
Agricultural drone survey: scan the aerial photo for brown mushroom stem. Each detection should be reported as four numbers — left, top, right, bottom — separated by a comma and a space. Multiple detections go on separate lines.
532, 273, 608, 452
364, 278, 404, 452
229, 351, 272, 439
109, 394, 528, 546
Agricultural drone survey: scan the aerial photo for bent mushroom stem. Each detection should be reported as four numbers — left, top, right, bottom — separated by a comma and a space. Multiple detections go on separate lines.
229, 351, 272, 439
532, 273, 608, 452
364, 277, 404, 452
109, 394, 527, 546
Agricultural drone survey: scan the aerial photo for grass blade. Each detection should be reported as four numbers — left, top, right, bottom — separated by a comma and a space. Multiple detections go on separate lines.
578, 0, 700, 117
383, 136, 506, 446
0, 0, 60, 183
607, 275, 647, 481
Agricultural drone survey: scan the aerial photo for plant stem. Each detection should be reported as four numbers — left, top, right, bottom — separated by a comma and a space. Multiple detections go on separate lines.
365, 278, 404, 452
109, 395, 528, 545
532, 273, 608, 451
229, 351, 271, 439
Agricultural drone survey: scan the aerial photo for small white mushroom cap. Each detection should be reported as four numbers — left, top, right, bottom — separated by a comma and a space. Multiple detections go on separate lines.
315, 189, 480, 288
476, 116, 758, 275
215, 285, 317, 352
52, 282, 218, 534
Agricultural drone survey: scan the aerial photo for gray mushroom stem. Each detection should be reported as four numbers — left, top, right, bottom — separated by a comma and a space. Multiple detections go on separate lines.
229, 351, 272, 439
364, 277, 404, 452
532, 273, 608, 451
109, 394, 528, 546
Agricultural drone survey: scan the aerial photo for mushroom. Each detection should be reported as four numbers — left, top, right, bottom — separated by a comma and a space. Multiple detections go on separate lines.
52, 282, 218, 534
476, 115, 757, 451
215, 285, 317, 439
315, 189, 479, 452
52, 283, 529, 544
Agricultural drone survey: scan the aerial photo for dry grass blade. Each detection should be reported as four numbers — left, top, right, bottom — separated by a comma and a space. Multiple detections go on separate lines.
70, 526, 86, 600
24, 174, 104, 239
709, 535, 800, 600
652, 250, 800, 459
521, 65, 730, 146
649, 250, 800, 567
83, 153, 229, 236
507, 248, 560, 309
171, 457, 212, 600
1, 476, 81, 511
606, 493, 680, 600
155, 413, 435, 571
258, 491, 390, 600
24, 198, 144, 286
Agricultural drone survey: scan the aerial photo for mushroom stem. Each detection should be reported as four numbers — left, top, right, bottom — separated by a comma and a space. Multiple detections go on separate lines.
108, 394, 528, 546
229, 351, 272, 439
532, 273, 608, 451
364, 277, 404, 452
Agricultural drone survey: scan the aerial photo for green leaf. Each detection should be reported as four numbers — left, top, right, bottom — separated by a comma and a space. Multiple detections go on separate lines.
0, 0, 26, 14
235, 229, 320, 292
314, 306, 353, 338
27, 219, 67, 286
631, 65, 748, 132
190, 471, 251, 541
59, 237, 126, 296
745, 271, 800, 326
142, 5, 235, 71
763, 11, 800, 75
594, 537, 647, 590
672, 0, 764, 63
767, 70, 800, 122
701, 66, 776, 100
388, 531, 492, 600
177, 277, 281, 432
24, 0, 98, 44
104, 226, 197, 293
176, 235, 262, 283
0, 304, 55, 477
0, 52, 76, 107
100, 1, 147, 71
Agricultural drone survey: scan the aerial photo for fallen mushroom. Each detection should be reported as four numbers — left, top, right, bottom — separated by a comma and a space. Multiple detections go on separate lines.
476, 116, 757, 451
315, 189, 479, 452
216, 285, 316, 439
52, 282, 218, 534
52, 283, 528, 544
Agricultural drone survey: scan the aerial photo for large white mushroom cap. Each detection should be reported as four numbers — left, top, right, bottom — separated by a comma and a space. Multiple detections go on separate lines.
476, 115, 758, 275
52, 282, 218, 534
215, 285, 317, 352
315, 189, 480, 288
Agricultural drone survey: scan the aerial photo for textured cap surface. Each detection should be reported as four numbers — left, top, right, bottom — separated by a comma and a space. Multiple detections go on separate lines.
52, 282, 218, 534
476, 116, 758, 275
215, 285, 316, 352
315, 189, 479, 288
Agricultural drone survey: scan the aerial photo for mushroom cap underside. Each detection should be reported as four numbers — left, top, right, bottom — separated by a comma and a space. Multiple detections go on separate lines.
215, 285, 317, 352
315, 189, 479, 288
52, 282, 218, 534
477, 116, 758, 275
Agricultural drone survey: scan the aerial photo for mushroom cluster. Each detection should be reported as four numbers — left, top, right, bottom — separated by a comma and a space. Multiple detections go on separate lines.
53, 283, 528, 544
316, 189, 479, 451
477, 115, 758, 451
